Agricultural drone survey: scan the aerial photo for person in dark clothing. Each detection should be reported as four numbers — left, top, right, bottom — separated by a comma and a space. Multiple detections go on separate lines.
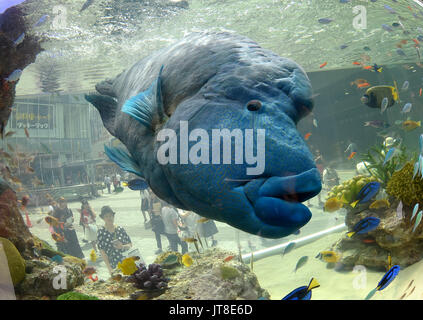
150, 194, 168, 254
53, 197, 84, 259
198, 219, 219, 247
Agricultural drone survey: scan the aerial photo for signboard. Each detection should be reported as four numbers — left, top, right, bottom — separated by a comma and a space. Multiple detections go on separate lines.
10, 104, 54, 130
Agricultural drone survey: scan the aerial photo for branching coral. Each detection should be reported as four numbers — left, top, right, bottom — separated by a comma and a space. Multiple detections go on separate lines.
386, 161, 423, 207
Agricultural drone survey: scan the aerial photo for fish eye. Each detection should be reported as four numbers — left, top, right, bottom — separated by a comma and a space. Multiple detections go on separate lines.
246, 100, 262, 111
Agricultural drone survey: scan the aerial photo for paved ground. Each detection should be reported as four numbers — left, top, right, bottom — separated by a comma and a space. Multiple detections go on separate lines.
27, 170, 355, 281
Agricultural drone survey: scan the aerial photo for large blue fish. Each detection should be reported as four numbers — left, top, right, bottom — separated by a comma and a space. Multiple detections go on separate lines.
85, 32, 322, 238
351, 181, 381, 208
282, 278, 320, 300
377, 265, 400, 291
347, 216, 380, 238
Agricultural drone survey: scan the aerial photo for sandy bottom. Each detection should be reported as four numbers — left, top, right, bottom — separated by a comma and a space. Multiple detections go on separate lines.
24, 169, 423, 299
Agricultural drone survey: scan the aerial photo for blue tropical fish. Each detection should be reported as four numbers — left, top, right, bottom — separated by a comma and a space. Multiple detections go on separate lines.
127, 178, 149, 191
282, 278, 320, 300
347, 217, 380, 238
351, 182, 381, 208
51, 255, 63, 264
377, 265, 400, 291
383, 148, 396, 166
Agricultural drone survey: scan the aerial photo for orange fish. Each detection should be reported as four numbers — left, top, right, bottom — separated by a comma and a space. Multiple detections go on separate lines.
348, 152, 356, 160
420, 88, 422, 96
224, 255, 235, 262
320, 62, 327, 68
363, 66, 373, 70
357, 82, 370, 88
304, 133, 312, 141
413, 39, 420, 46
52, 232, 65, 242
353, 61, 361, 66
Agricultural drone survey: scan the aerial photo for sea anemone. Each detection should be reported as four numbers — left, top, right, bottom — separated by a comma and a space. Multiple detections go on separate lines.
127, 263, 169, 290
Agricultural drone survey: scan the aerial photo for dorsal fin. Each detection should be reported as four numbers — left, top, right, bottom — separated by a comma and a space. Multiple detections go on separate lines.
85, 93, 118, 136
104, 145, 143, 177
121, 66, 165, 131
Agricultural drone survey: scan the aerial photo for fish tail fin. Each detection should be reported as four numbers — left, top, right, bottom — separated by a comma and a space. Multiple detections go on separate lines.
104, 145, 143, 177
85, 93, 118, 136
347, 231, 355, 238
418, 121, 421, 127
351, 200, 359, 208
307, 278, 320, 291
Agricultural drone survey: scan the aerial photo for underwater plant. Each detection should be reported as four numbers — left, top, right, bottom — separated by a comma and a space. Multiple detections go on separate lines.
127, 263, 169, 290
386, 162, 423, 207
360, 142, 409, 187
56, 291, 100, 300
326, 175, 380, 205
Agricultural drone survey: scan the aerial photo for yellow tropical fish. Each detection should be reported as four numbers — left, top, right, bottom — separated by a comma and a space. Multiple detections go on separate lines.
402, 120, 421, 131
117, 257, 138, 275
90, 249, 97, 262
324, 197, 343, 212
182, 237, 198, 243
388, 253, 393, 270
316, 251, 341, 263
122, 182, 128, 187
181, 253, 193, 267
369, 199, 390, 209
197, 217, 210, 223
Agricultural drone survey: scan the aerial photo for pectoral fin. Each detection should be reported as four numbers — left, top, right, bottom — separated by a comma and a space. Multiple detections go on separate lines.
104, 145, 143, 177
121, 66, 166, 131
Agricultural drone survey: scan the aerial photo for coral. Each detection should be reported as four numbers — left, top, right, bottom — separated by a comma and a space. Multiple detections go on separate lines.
57, 291, 100, 300
220, 265, 240, 280
127, 263, 169, 291
386, 162, 423, 207
326, 175, 381, 205
0, 237, 25, 285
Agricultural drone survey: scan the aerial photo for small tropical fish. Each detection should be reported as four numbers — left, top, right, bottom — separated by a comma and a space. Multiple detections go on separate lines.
401, 103, 412, 113
90, 249, 97, 262
324, 197, 343, 212
412, 211, 422, 233
396, 201, 403, 220
282, 242, 296, 256
294, 256, 308, 273
13, 33, 25, 46
348, 151, 357, 160
181, 253, 193, 267
304, 132, 312, 140
369, 199, 390, 209
387, 253, 393, 270
347, 217, 380, 238
318, 18, 333, 24
401, 81, 410, 91
315, 251, 341, 263
340, 44, 348, 49
357, 82, 370, 88
381, 97, 389, 114
197, 217, 210, 223
419, 88, 422, 96
182, 237, 198, 243
376, 265, 400, 291
117, 257, 138, 275
363, 46, 371, 51
33, 15, 49, 27
383, 148, 396, 166
351, 182, 381, 208
402, 120, 421, 131
312, 118, 318, 128
382, 24, 393, 32
224, 255, 235, 262
320, 62, 327, 68
126, 178, 148, 191
362, 238, 376, 244
364, 120, 390, 129
51, 232, 65, 242
282, 278, 320, 300
351, 79, 369, 87
5, 69, 22, 82
353, 61, 362, 66
51, 255, 63, 264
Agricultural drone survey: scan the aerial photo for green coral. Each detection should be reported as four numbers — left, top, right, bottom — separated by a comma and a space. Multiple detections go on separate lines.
361, 142, 409, 187
220, 265, 240, 280
386, 161, 423, 207
0, 237, 26, 285
57, 291, 100, 300
326, 175, 381, 204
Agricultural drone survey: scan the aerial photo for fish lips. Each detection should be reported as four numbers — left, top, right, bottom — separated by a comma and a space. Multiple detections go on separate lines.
243, 168, 322, 230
